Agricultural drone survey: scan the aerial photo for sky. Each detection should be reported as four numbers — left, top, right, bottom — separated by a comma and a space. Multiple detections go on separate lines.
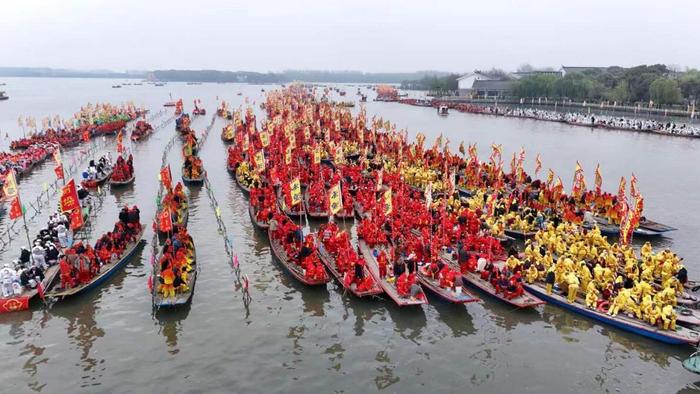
1, 0, 699, 73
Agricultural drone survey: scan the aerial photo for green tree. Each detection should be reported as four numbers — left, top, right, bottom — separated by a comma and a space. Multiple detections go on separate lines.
649, 78, 682, 105
679, 69, 700, 100
608, 81, 631, 103
511, 75, 557, 98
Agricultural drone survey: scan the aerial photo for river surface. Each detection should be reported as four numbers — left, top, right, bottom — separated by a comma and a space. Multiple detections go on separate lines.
0, 78, 699, 393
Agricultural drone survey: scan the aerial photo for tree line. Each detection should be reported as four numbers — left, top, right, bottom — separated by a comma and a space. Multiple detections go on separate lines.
511, 65, 700, 106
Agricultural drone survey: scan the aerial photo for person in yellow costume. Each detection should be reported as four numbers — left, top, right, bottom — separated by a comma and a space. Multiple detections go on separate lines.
525, 263, 539, 284
566, 271, 580, 303
639, 294, 653, 320
654, 287, 677, 307
647, 303, 662, 326
578, 262, 592, 290
160, 267, 176, 298
585, 280, 599, 308
609, 288, 631, 316
632, 280, 653, 300
593, 263, 604, 283
661, 304, 677, 330
640, 242, 653, 258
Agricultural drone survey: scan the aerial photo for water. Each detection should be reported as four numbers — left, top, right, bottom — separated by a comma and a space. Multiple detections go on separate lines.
0, 78, 699, 393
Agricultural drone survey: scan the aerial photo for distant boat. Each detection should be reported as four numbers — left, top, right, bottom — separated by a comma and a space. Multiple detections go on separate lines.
154, 82, 165, 87
186, 82, 202, 85
112, 85, 122, 88
0, 91, 8, 101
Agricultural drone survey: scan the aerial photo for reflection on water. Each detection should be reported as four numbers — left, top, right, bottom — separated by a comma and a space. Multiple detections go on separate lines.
374, 350, 400, 390
155, 305, 191, 355
431, 301, 476, 338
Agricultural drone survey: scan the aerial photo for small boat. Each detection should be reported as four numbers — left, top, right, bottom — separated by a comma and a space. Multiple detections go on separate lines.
0, 91, 8, 101
163, 101, 177, 107
524, 281, 700, 345
47, 226, 145, 300
303, 189, 329, 219
0, 265, 59, 313
248, 204, 269, 230
441, 252, 544, 308
192, 108, 207, 116
416, 268, 479, 304
317, 243, 383, 297
268, 228, 329, 286
81, 169, 112, 188
112, 85, 122, 88
584, 216, 675, 237
153, 244, 197, 308
155, 83, 165, 87
109, 174, 135, 187
358, 240, 428, 307
437, 105, 449, 116
182, 164, 205, 186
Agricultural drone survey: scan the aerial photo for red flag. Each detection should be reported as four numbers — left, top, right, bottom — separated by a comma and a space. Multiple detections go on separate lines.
9, 196, 22, 220
54, 165, 64, 180
69, 208, 84, 230
60, 179, 80, 212
147, 275, 153, 292
82, 130, 90, 142
160, 165, 172, 190
117, 130, 124, 153
158, 208, 173, 233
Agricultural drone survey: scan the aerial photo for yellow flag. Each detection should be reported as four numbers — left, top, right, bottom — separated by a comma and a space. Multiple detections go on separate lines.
290, 178, 301, 206
383, 189, 393, 215
285, 146, 293, 165
313, 147, 321, 165
3, 170, 18, 197
329, 183, 342, 215
254, 150, 265, 172
288, 132, 296, 148
259, 131, 270, 148
303, 126, 310, 140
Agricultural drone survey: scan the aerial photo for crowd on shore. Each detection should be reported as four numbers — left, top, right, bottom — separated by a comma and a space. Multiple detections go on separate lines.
402, 99, 700, 137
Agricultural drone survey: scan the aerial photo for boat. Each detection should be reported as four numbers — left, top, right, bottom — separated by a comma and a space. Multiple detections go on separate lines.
248, 204, 270, 230
235, 171, 251, 194
155, 83, 165, 87
81, 169, 112, 188
268, 228, 329, 286
317, 242, 383, 298
109, 174, 135, 187
416, 268, 479, 304
303, 189, 329, 219
504, 228, 538, 239
524, 281, 700, 345
152, 244, 197, 308
441, 252, 545, 308
182, 172, 204, 186
47, 226, 145, 300
0, 91, 8, 101
358, 240, 428, 306
163, 101, 177, 107
437, 105, 449, 116
192, 108, 207, 116
583, 216, 676, 237
112, 85, 122, 88
0, 265, 59, 313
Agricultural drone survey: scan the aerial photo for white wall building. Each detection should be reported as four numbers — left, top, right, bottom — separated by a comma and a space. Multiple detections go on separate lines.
457, 72, 491, 96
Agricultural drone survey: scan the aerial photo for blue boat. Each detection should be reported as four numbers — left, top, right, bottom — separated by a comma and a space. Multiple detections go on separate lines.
47, 226, 145, 300
524, 282, 700, 345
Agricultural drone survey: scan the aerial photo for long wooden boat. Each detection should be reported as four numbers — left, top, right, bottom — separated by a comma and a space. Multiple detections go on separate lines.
441, 252, 544, 308
47, 226, 145, 300
303, 189, 329, 219
358, 240, 428, 306
524, 281, 700, 345
81, 169, 112, 189
317, 243, 383, 297
248, 204, 269, 230
0, 265, 60, 313
584, 216, 675, 237
416, 269, 479, 304
267, 228, 329, 286
153, 244, 197, 308
109, 174, 135, 187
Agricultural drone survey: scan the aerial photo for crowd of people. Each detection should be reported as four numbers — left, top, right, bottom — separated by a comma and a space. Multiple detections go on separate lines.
157, 226, 195, 299
269, 212, 327, 282
111, 154, 134, 182
58, 207, 141, 290
318, 222, 375, 292
83, 154, 113, 182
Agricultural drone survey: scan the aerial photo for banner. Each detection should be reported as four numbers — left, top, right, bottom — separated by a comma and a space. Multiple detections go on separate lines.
290, 178, 301, 206
53, 147, 62, 165
285, 146, 292, 165
328, 183, 342, 215
160, 165, 172, 190
594, 164, 603, 195
254, 150, 266, 173
425, 182, 433, 209
60, 179, 80, 213
535, 154, 542, 175
259, 131, 270, 148
383, 189, 392, 216
9, 196, 22, 220
69, 207, 84, 230
158, 208, 173, 233
54, 165, 64, 180
313, 147, 321, 165
117, 130, 124, 153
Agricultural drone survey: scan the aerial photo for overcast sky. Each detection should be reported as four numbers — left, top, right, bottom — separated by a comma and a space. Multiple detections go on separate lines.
2, 0, 698, 73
